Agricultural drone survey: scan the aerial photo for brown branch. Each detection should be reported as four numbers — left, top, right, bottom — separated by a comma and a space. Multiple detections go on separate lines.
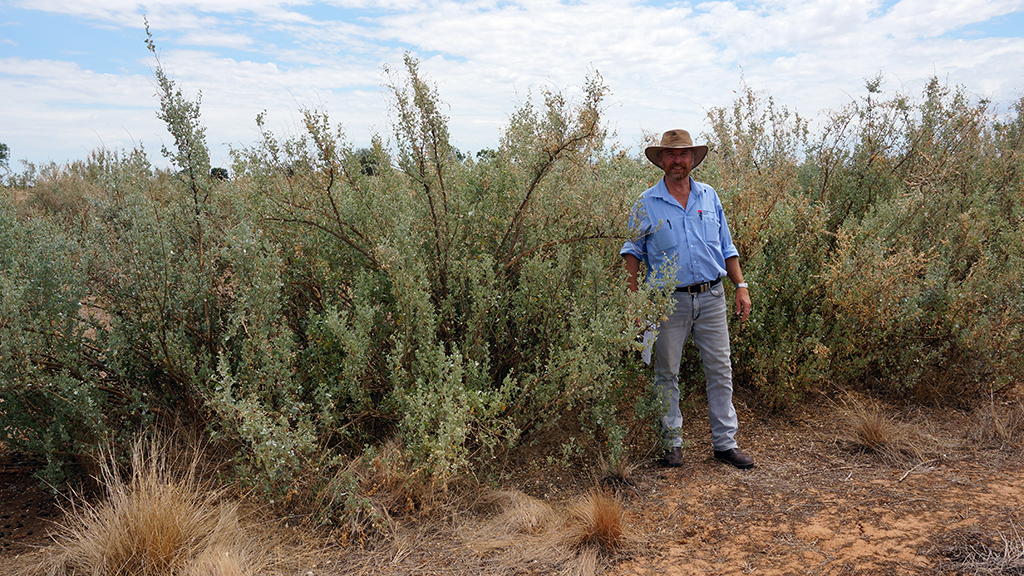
265, 215, 381, 270
501, 233, 618, 274
498, 129, 596, 260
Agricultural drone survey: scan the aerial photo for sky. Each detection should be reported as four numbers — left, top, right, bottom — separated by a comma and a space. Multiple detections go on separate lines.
2, 0, 1024, 172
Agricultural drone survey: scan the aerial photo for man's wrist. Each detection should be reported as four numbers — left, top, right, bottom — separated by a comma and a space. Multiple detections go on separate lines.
735, 282, 748, 289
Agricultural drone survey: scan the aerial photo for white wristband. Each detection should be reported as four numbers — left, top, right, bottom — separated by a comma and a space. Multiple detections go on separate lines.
735, 283, 748, 289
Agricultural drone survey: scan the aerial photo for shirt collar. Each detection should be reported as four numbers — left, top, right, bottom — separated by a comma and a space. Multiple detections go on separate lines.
652, 176, 701, 205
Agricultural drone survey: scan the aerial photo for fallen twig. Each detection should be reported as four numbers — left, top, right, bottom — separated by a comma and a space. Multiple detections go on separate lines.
898, 459, 938, 482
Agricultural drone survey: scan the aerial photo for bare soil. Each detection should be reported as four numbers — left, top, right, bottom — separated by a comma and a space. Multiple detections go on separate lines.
0, 453, 62, 574
608, 403, 1023, 576
2, 395, 1021, 576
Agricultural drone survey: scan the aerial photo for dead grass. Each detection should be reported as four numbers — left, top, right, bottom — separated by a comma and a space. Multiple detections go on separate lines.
460, 487, 631, 576
312, 441, 445, 548
939, 524, 1024, 575
41, 438, 278, 576
969, 396, 1024, 450
835, 396, 932, 466
596, 452, 639, 491
565, 489, 627, 550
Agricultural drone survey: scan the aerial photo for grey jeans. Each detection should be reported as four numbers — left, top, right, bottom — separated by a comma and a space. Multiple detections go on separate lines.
654, 284, 739, 451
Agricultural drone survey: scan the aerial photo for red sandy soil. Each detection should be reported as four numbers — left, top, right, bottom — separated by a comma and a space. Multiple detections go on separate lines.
611, 414, 1022, 575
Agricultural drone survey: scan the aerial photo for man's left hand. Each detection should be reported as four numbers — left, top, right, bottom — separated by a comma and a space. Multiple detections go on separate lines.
734, 288, 751, 323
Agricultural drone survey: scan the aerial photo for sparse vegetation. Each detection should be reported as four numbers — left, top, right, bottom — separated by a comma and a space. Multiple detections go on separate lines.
836, 397, 930, 465
940, 525, 1024, 576
460, 488, 629, 576
970, 396, 1024, 450
43, 438, 277, 576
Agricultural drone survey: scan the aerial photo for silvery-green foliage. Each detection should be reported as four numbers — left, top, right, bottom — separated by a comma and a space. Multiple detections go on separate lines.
0, 198, 104, 484
704, 79, 1024, 406
230, 56, 659, 480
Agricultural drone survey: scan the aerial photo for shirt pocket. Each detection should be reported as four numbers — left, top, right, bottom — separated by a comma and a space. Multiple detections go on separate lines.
701, 212, 721, 247
647, 219, 679, 256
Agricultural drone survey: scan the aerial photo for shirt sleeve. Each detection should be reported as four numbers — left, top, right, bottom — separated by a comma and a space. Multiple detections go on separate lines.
715, 192, 739, 260
620, 199, 646, 259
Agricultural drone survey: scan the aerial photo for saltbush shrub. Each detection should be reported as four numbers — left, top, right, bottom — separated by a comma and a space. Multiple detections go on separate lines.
1, 53, 660, 496
701, 79, 1024, 406
1, 43, 1021, 515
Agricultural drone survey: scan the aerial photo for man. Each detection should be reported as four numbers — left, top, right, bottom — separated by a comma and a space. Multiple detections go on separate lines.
621, 129, 754, 469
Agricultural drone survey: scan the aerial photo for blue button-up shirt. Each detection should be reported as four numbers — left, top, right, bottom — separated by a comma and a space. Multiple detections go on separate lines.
620, 177, 738, 288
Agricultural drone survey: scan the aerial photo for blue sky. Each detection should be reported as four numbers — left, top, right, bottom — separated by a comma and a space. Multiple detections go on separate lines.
2, 0, 1023, 171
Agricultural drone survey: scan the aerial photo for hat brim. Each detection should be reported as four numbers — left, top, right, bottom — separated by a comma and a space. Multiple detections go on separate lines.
645, 145, 709, 170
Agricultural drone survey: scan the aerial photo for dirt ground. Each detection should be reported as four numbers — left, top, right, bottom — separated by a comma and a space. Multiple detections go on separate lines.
609, 404, 1023, 576
0, 452, 62, 574
1, 395, 1021, 576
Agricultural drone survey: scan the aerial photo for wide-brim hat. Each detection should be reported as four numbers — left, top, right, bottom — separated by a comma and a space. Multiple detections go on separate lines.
645, 129, 709, 169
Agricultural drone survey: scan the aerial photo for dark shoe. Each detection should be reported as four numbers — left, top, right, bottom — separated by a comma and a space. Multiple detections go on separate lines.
662, 446, 684, 468
713, 448, 754, 469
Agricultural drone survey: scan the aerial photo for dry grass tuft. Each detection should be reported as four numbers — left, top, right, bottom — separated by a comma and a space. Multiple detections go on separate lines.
596, 452, 637, 490
837, 399, 929, 466
461, 488, 631, 576
42, 438, 272, 576
314, 441, 444, 547
939, 524, 1024, 575
563, 489, 626, 551
970, 398, 1024, 451
852, 407, 894, 451
484, 489, 555, 535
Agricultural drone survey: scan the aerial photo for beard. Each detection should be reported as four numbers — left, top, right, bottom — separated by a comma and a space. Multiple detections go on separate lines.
665, 164, 691, 181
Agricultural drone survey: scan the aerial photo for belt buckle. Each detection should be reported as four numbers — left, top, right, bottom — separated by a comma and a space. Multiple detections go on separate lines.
688, 282, 708, 294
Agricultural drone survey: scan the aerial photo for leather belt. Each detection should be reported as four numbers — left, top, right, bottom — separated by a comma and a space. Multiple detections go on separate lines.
675, 278, 721, 294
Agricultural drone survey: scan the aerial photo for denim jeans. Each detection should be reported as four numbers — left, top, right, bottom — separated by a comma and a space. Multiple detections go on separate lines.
654, 284, 739, 451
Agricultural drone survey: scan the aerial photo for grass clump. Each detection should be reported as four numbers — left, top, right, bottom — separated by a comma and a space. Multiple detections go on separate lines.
462, 488, 630, 576
940, 525, 1024, 576
44, 438, 272, 576
312, 442, 444, 548
970, 397, 1024, 451
564, 489, 627, 551
836, 399, 929, 466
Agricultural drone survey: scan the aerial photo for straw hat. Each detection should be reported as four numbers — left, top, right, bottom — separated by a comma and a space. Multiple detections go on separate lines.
645, 129, 709, 169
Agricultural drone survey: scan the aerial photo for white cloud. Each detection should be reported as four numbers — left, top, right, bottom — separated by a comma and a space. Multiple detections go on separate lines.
177, 31, 255, 49
2, 0, 1023, 168
0, 58, 160, 165
882, 0, 1024, 38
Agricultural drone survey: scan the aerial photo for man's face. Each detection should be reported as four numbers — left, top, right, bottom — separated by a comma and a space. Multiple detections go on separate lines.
659, 148, 694, 182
